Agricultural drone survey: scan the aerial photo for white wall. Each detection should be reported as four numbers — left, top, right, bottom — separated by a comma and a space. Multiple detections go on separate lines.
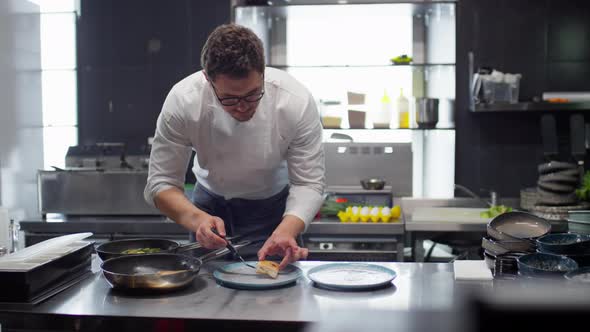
0, 0, 43, 220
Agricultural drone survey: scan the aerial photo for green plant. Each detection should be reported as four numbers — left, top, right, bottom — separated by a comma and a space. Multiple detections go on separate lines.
576, 171, 590, 201
320, 197, 352, 216
480, 205, 513, 218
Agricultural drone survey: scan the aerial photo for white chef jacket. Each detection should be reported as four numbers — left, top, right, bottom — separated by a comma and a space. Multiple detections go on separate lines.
144, 67, 325, 230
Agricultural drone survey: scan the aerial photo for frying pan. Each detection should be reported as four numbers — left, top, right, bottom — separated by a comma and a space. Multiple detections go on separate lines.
96, 238, 206, 261
101, 241, 251, 291
96, 223, 273, 261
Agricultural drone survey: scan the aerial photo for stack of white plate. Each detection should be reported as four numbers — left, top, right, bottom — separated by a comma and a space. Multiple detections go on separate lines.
568, 211, 590, 235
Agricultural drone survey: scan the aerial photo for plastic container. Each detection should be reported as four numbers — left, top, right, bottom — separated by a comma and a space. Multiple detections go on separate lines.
396, 88, 409, 128
482, 75, 521, 104
319, 100, 343, 129
348, 110, 366, 129
322, 116, 342, 128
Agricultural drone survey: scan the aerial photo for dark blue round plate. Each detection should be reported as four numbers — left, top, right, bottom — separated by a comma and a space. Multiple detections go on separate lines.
307, 263, 396, 291
213, 262, 302, 290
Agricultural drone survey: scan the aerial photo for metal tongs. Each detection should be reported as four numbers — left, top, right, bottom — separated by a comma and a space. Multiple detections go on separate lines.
212, 228, 256, 269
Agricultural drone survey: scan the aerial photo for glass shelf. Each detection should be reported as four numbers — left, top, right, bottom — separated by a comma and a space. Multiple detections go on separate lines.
236, 1, 456, 198
242, 0, 458, 5
270, 63, 455, 69
471, 102, 590, 113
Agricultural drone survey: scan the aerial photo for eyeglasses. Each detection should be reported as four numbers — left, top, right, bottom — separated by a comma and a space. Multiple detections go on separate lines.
209, 78, 265, 106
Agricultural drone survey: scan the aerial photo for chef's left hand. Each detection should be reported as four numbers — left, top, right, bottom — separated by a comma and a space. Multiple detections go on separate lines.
258, 232, 308, 270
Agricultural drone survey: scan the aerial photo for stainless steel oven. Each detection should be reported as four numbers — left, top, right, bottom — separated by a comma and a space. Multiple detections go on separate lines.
304, 234, 403, 262
304, 204, 405, 262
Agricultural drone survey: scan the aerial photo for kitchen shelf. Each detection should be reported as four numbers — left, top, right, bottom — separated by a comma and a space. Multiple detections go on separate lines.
270, 63, 455, 69
471, 102, 590, 113
467, 52, 590, 113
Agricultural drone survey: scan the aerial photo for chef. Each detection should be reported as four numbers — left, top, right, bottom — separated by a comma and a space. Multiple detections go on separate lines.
144, 24, 325, 268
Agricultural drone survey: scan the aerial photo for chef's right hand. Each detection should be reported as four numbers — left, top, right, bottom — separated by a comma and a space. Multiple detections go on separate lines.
194, 213, 227, 249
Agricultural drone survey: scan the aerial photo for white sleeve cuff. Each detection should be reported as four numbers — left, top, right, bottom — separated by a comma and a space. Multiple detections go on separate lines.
143, 183, 181, 207
283, 185, 324, 232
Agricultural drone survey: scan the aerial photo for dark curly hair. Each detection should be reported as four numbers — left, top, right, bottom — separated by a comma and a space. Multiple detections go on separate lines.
201, 24, 265, 81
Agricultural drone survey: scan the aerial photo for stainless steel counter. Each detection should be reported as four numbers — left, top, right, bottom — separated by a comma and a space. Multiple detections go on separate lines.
401, 198, 516, 262
0, 257, 456, 320
1, 256, 590, 332
400, 198, 569, 262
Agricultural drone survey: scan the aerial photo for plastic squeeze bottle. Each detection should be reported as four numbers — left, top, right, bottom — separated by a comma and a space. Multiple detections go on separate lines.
397, 88, 409, 129
374, 90, 392, 129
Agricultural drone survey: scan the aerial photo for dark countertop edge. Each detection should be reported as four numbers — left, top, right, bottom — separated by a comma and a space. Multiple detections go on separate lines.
0, 312, 308, 332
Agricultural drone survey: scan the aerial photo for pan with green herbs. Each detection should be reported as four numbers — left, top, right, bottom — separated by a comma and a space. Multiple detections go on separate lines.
95, 238, 205, 261
95, 223, 274, 261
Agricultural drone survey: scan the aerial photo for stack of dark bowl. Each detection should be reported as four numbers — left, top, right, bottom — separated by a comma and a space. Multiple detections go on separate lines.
536, 233, 590, 268
536, 161, 580, 206
516, 251, 579, 278
482, 211, 552, 277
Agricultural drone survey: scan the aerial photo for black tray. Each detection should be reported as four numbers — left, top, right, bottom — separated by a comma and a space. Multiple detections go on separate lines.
0, 242, 93, 302
0, 266, 92, 308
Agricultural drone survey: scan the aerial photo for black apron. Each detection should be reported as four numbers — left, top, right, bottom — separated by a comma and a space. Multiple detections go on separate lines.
190, 184, 289, 259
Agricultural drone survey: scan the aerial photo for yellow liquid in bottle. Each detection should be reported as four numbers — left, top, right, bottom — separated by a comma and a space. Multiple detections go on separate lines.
399, 111, 409, 128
